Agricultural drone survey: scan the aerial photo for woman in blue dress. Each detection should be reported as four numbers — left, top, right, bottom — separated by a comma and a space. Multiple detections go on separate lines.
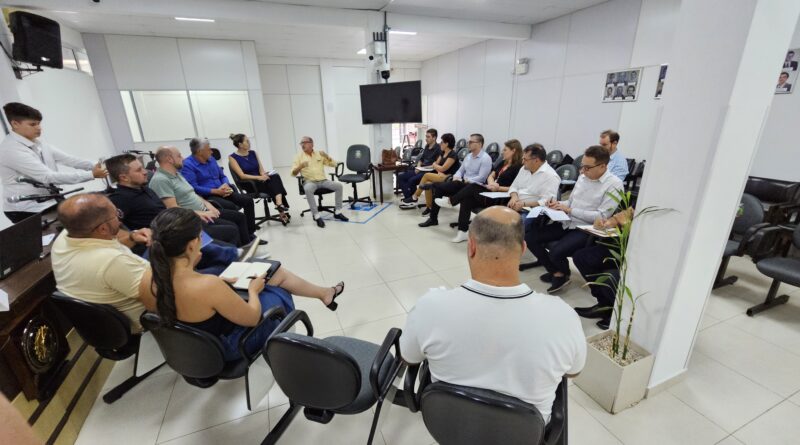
228, 133, 290, 224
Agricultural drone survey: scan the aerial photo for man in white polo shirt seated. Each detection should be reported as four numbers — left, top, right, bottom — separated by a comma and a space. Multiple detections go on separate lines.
399, 206, 586, 423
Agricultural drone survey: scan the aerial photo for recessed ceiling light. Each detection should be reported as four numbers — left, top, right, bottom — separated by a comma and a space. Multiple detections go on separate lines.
174, 17, 215, 23
389, 30, 417, 36
357, 48, 367, 55
52, 10, 78, 14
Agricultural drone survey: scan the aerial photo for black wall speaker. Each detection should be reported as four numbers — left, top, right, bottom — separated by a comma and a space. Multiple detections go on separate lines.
9, 11, 63, 69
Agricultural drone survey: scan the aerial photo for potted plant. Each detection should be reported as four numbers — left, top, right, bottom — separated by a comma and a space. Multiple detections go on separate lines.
574, 189, 663, 414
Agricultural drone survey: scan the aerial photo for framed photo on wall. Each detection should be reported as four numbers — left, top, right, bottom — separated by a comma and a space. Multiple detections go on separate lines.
603, 68, 642, 102
776, 48, 799, 94
655, 64, 667, 99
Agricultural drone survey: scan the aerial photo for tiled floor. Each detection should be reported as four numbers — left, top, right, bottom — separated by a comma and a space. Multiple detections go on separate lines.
75, 169, 800, 445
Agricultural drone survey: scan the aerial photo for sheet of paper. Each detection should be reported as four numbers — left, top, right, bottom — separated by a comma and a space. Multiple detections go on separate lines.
577, 224, 618, 238
479, 191, 511, 199
524, 206, 570, 221
416, 166, 434, 172
41, 233, 56, 246
268, 169, 278, 176
0, 289, 9, 312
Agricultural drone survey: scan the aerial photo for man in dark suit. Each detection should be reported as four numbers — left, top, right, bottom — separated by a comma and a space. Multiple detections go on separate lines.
784, 51, 798, 71
777, 72, 792, 92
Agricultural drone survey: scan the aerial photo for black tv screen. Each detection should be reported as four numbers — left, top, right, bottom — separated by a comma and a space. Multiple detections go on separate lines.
360, 81, 422, 124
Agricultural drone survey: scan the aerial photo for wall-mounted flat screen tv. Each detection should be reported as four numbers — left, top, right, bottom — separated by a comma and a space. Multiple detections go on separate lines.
359, 80, 422, 124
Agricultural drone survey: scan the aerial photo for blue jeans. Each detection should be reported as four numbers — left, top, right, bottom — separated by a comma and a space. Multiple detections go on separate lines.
219, 285, 295, 361
139, 241, 239, 275
398, 171, 425, 199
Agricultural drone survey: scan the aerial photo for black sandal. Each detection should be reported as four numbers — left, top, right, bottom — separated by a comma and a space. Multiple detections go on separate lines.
326, 281, 345, 311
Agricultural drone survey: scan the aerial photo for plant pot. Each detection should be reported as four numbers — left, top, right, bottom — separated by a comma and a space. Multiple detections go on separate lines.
574, 330, 654, 414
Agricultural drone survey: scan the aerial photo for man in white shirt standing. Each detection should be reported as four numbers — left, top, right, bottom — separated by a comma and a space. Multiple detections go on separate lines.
400, 206, 586, 423
0, 102, 107, 223
599, 129, 629, 181
527, 145, 623, 293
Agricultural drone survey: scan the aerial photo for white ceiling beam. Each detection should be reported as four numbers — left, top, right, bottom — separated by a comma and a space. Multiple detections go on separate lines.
5, 0, 531, 40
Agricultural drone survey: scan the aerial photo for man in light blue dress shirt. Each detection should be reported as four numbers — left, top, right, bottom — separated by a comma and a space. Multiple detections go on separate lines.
600, 130, 629, 181
419, 134, 492, 227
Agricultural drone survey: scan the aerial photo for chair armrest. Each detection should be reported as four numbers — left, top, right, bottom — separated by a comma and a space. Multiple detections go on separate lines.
269, 309, 314, 340
237, 177, 261, 195
543, 376, 568, 445
238, 305, 287, 363
332, 162, 345, 180
402, 360, 430, 413
745, 225, 792, 259
736, 222, 773, 256
370, 327, 405, 399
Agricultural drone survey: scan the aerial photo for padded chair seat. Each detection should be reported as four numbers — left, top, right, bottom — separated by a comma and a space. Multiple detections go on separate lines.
724, 239, 740, 257
338, 173, 368, 183
96, 335, 141, 361
756, 257, 800, 286
324, 335, 395, 414
219, 357, 251, 380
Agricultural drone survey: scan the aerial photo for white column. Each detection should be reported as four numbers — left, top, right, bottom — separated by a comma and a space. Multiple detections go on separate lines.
623, 0, 800, 391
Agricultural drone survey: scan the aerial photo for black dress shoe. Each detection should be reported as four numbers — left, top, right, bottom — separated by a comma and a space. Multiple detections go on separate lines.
422, 208, 430, 216
596, 317, 611, 330
333, 213, 349, 222
258, 239, 268, 245
316, 218, 326, 228
519, 261, 541, 271
574, 304, 609, 319
547, 276, 571, 293
539, 272, 553, 283
419, 218, 438, 227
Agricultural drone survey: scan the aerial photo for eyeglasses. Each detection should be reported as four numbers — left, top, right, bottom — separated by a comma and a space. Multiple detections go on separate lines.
522, 156, 536, 162
579, 163, 605, 172
468, 140, 480, 144
299, 140, 312, 145
91, 208, 124, 232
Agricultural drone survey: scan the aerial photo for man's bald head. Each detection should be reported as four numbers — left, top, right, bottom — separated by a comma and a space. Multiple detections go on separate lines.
155, 146, 174, 163
469, 206, 524, 255
57, 193, 115, 238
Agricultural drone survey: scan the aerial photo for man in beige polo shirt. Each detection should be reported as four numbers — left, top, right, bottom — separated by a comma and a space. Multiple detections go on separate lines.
51, 193, 152, 332
291, 136, 349, 228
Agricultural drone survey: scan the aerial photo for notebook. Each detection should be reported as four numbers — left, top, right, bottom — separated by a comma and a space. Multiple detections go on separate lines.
220, 262, 272, 290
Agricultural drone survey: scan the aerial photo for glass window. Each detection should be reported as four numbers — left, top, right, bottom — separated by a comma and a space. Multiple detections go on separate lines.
131, 91, 196, 142
188, 91, 253, 139
61, 47, 78, 70
119, 91, 143, 143
75, 51, 92, 75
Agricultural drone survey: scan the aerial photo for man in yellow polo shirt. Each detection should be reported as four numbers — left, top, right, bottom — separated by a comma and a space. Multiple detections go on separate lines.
291, 136, 349, 228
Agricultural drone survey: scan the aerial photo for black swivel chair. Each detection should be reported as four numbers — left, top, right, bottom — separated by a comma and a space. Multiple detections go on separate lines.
713, 193, 771, 289
572, 154, 583, 169
457, 147, 469, 162
555, 164, 579, 200
229, 168, 288, 227
404, 361, 567, 445
337, 144, 373, 209
140, 306, 286, 410
547, 150, 564, 167
297, 165, 342, 218
51, 292, 165, 404
749, 223, 800, 316
262, 310, 405, 445
744, 177, 800, 224
486, 142, 500, 163
456, 138, 467, 150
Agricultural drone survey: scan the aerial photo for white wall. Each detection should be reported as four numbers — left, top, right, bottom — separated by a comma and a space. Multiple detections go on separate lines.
0, 22, 114, 230
422, 0, 799, 182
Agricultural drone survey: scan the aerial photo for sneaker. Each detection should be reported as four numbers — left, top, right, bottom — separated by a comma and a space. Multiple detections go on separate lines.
315, 218, 326, 228
402, 197, 417, 204
421, 208, 431, 216
574, 304, 608, 319
434, 197, 455, 209
399, 202, 417, 210
451, 230, 468, 243
596, 317, 611, 330
547, 276, 571, 293
539, 272, 553, 283
418, 218, 438, 227
333, 213, 349, 222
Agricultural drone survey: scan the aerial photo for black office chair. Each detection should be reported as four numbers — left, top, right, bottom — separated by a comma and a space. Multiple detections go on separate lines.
744, 177, 800, 224
555, 164, 578, 200
262, 310, 405, 445
140, 306, 286, 410
404, 361, 567, 445
627, 160, 646, 205
572, 154, 583, 169
547, 150, 563, 167
229, 168, 288, 227
457, 147, 469, 162
713, 193, 770, 289
749, 223, 800, 316
337, 144, 373, 209
51, 292, 165, 404
486, 142, 500, 162
297, 165, 341, 218
415, 139, 424, 149
456, 138, 467, 150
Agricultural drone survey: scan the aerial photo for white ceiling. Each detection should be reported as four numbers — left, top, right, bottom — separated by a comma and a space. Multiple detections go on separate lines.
29, 0, 607, 61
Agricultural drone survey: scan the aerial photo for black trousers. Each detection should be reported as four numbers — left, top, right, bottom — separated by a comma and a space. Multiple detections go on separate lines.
202, 218, 243, 246
429, 180, 469, 220
208, 192, 256, 234
573, 245, 619, 308
253, 174, 289, 206
206, 198, 252, 246
4, 211, 37, 224
525, 223, 591, 275
448, 183, 508, 232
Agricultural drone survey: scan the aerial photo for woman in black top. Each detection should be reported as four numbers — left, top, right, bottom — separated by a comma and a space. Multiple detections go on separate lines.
447, 139, 523, 241
400, 133, 460, 211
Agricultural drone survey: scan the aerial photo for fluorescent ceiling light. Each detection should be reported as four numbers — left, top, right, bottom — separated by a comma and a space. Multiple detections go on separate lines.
390, 30, 417, 35
52, 10, 78, 14
357, 48, 367, 55
175, 17, 215, 22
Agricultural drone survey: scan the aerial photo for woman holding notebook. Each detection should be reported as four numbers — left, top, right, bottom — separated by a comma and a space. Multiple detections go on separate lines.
228, 133, 290, 224
139, 208, 344, 361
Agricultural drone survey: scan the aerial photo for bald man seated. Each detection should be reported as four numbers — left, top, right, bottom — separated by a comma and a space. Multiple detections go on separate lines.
399, 206, 587, 423
51, 193, 153, 332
